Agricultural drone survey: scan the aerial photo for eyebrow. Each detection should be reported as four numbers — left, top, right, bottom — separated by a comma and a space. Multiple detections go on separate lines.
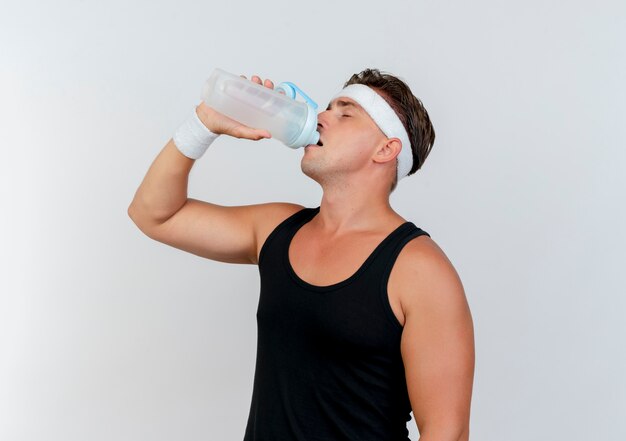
325, 99, 362, 113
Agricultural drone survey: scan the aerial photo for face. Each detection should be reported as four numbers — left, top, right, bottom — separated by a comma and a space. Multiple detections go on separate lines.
301, 96, 388, 186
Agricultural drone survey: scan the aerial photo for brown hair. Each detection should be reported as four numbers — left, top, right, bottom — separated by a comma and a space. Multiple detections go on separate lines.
343, 68, 435, 192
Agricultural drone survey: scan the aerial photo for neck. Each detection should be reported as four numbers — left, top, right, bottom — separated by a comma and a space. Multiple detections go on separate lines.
313, 175, 403, 234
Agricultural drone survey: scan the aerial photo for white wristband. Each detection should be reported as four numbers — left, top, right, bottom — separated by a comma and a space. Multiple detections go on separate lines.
172, 107, 220, 159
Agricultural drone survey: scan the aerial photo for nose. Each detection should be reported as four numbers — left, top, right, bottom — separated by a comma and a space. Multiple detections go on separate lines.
317, 109, 329, 131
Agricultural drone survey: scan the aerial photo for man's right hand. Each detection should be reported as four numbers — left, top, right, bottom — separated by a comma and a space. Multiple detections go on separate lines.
128, 73, 305, 265
195, 74, 284, 141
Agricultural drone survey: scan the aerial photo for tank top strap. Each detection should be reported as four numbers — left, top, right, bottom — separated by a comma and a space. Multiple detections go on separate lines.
364, 222, 431, 319
383, 221, 430, 259
258, 206, 320, 267
372, 222, 431, 277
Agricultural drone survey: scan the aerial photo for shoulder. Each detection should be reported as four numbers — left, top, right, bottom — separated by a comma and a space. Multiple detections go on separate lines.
252, 202, 307, 264
252, 201, 307, 222
389, 233, 468, 322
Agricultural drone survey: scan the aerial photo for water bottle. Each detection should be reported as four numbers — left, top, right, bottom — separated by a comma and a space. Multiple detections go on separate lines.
201, 68, 320, 149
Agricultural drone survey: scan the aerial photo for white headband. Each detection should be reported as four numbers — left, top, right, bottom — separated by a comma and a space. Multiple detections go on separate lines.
330, 84, 413, 181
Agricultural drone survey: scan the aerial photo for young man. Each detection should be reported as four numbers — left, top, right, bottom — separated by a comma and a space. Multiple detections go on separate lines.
128, 68, 475, 441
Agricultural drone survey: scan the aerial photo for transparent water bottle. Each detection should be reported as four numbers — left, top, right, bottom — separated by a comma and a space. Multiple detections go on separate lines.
201, 68, 320, 149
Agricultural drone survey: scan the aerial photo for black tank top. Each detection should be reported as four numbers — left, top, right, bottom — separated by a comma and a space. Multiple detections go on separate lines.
243, 206, 431, 441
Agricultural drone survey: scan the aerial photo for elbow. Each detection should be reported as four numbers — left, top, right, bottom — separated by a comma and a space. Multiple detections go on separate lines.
127, 204, 135, 220
127, 204, 153, 237
127, 203, 142, 226
127, 204, 169, 243
127, 204, 144, 234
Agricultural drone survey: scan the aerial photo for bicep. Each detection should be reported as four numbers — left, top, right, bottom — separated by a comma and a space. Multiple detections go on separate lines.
146, 200, 303, 265
400, 252, 475, 436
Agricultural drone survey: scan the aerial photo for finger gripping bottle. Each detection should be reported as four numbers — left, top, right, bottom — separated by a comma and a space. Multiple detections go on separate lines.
201, 68, 320, 148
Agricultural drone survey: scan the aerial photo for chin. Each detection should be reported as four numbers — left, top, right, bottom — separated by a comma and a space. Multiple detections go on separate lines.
300, 158, 326, 184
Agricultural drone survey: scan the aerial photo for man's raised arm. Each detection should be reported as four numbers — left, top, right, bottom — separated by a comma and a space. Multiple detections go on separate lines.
127, 77, 304, 264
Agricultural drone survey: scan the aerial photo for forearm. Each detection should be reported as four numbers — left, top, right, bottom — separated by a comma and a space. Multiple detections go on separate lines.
128, 137, 195, 226
128, 76, 272, 227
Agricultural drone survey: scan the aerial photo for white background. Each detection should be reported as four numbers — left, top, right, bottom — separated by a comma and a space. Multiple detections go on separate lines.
1, 0, 625, 440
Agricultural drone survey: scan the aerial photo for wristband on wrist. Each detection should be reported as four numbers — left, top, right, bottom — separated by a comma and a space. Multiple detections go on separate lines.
172, 107, 220, 159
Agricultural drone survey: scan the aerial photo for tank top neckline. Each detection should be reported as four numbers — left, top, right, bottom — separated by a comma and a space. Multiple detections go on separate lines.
283, 207, 416, 292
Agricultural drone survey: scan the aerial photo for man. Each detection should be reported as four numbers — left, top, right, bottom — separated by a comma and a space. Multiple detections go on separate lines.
128, 68, 474, 441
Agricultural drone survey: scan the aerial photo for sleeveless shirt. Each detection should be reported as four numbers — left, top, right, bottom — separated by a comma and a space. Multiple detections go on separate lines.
243, 206, 431, 441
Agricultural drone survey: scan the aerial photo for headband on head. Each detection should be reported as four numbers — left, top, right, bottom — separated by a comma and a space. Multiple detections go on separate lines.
330, 84, 413, 181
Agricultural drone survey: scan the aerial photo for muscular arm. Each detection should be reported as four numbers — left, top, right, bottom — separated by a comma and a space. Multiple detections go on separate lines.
127, 136, 194, 227
128, 134, 303, 264
128, 86, 304, 264
393, 239, 475, 441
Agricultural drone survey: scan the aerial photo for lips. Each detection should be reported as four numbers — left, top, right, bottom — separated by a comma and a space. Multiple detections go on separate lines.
305, 135, 323, 148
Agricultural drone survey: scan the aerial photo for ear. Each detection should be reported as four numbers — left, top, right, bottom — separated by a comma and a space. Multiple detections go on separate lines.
372, 137, 402, 165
